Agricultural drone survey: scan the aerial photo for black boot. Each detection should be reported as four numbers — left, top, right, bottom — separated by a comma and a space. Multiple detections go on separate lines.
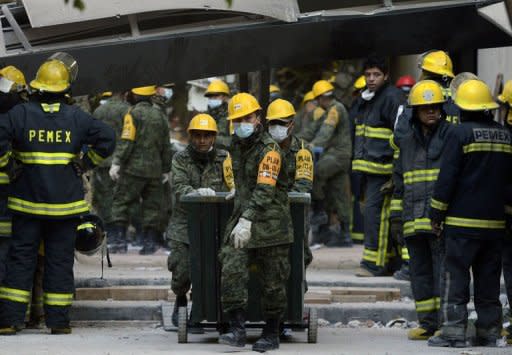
218, 309, 246, 347
108, 224, 127, 254
325, 222, 353, 248
310, 200, 328, 226
311, 223, 331, 245
253, 318, 280, 352
139, 229, 160, 255
393, 262, 410, 281
171, 295, 187, 327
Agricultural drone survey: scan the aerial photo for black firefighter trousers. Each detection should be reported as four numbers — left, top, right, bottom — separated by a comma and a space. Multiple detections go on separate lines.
0, 214, 79, 328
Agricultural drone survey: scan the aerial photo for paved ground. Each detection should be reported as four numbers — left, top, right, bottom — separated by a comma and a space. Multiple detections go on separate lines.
2, 323, 509, 355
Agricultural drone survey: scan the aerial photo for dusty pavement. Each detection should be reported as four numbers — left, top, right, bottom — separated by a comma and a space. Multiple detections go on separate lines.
1, 322, 509, 355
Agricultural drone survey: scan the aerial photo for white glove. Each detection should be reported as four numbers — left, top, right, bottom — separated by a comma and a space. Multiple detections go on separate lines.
225, 188, 236, 200
231, 217, 252, 249
161, 172, 170, 184
196, 187, 216, 196
109, 164, 120, 181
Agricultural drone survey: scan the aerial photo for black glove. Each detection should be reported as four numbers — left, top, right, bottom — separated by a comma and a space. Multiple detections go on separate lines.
5, 159, 23, 183
390, 218, 404, 246
70, 157, 87, 177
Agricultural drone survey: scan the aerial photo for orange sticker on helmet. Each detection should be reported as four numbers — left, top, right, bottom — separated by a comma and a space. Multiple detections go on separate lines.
257, 150, 281, 186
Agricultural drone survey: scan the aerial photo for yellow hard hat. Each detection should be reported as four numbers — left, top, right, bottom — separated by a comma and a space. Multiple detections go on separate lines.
312, 80, 334, 98
205, 80, 230, 97
302, 91, 315, 104
269, 84, 280, 94
227, 92, 262, 120
0, 65, 26, 89
354, 75, 366, 90
498, 80, 512, 106
101, 91, 113, 98
187, 113, 218, 133
266, 99, 296, 121
131, 85, 156, 96
408, 80, 446, 106
30, 59, 70, 93
420, 50, 455, 78
455, 79, 499, 111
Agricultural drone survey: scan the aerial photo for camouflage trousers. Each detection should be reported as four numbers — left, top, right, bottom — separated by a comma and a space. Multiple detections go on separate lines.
167, 240, 190, 296
219, 243, 290, 318
111, 173, 165, 232
91, 167, 115, 225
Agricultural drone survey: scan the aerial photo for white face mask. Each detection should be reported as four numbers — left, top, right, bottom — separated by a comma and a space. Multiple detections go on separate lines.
99, 99, 108, 105
162, 88, 173, 100
268, 125, 289, 143
234, 122, 255, 138
361, 89, 376, 101
208, 98, 223, 109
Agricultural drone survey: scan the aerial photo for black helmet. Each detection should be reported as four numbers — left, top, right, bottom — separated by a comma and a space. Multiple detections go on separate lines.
76, 214, 105, 255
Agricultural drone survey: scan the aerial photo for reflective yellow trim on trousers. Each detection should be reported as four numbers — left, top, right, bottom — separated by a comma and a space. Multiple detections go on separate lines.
0, 151, 11, 168
0, 286, 31, 303
0, 220, 12, 236
431, 198, 448, 211
87, 149, 105, 166
43, 292, 73, 306
376, 195, 391, 266
434, 297, 441, 310
352, 160, 393, 175
355, 124, 393, 140
351, 232, 364, 241
362, 248, 378, 263
462, 143, 512, 154
415, 298, 438, 313
403, 218, 432, 235
445, 216, 505, 229
403, 169, 439, 185
13, 151, 76, 165
401, 246, 410, 261
390, 199, 403, 212
0, 172, 9, 185
8, 197, 89, 217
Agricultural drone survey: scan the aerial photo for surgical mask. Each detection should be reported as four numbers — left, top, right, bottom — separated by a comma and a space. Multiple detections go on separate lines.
162, 88, 173, 100
208, 98, 223, 109
234, 122, 255, 138
268, 124, 289, 143
361, 89, 375, 101
99, 99, 108, 105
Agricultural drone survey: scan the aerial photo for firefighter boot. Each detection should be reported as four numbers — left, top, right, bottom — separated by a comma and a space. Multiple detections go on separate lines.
51, 327, 72, 335
0, 326, 17, 335
393, 262, 410, 281
408, 327, 435, 340
218, 309, 246, 347
326, 222, 353, 247
428, 334, 467, 348
139, 229, 160, 255
253, 318, 280, 352
171, 294, 187, 327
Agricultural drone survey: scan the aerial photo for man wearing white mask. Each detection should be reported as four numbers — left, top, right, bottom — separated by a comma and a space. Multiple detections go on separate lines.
204, 80, 231, 150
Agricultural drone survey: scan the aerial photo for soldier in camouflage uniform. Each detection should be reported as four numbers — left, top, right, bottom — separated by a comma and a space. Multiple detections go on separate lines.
292, 91, 317, 138
218, 93, 292, 353
168, 113, 233, 326
309, 80, 353, 248
91, 93, 130, 238
204, 80, 231, 150
109, 86, 172, 254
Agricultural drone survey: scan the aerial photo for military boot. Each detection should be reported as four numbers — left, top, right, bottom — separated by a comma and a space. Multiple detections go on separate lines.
108, 224, 127, 254
428, 334, 467, 348
51, 327, 72, 335
253, 318, 280, 352
326, 222, 353, 247
393, 262, 410, 281
171, 294, 187, 327
310, 223, 331, 245
139, 229, 160, 255
218, 309, 246, 347
310, 200, 328, 227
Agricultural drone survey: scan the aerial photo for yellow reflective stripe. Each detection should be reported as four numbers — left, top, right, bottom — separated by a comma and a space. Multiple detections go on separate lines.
0, 172, 9, 185
0, 151, 11, 168
0, 286, 31, 303
403, 218, 432, 235
401, 246, 410, 261
434, 297, 441, 310
462, 143, 512, 154
431, 198, 448, 211
43, 292, 73, 306
87, 149, 105, 166
415, 298, 437, 313
352, 160, 393, 175
8, 197, 89, 217
0, 220, 12, 236
445, 216, 505, 229
77, 222, 94, 230
362, 248, 378, 262
506, 205, 512, 216
355, 124, 365, 137
390, 199, 403, 212
356, 124, 393, 139
403, 169, 439, 185
41, 103, 61, 113
376, 196, 391, 266
13, 151, 76, 165
393, 149, 400, 160
351, 232, 364, 241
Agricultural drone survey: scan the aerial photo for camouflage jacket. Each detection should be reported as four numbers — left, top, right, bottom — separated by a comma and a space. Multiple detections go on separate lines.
297, 106, 326, 143
227, 130, 293, 248
208, 102, 231, 150
112, 101, 172, 178
168, 145, 232, 243
283, 135, 313, 193
311, 100, 352, 160
92, 97, 130, 168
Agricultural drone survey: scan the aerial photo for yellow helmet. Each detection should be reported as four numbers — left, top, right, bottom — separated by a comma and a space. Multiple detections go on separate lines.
498, 80, 512, 106
228, 92, 262, 120
30, 59, 70, 93
302, 91, 315, 104
312, 80, 334, 98
187, 113, 218, 133
131, 85, 156, 96
408, 80, 446, 106
0, 66, 26, 91
455, 79, 499, 111
269, 84, 280, 94
266, 99, 296, 121
353, 75, 366, 90
101, 91, 113, 98
420, 50, 455, 78
205, 80, 230, 97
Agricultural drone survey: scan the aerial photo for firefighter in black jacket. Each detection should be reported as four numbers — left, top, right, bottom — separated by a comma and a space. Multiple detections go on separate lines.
390, 80, 452, 340
428, 80, 512, 348
0, 58, 115, 335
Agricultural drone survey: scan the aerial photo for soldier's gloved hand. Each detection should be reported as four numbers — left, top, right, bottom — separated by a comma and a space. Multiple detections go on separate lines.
231, 217, 252, 249
161, 172, 170, 184
70, 157, 86, 177
390, 219, 404, 246
197, 188, 216, 196
109, 164, 121, 181
225, 188, 236, 200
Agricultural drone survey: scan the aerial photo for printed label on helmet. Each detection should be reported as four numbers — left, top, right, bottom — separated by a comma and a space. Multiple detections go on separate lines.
257, 150, 281, 186
324, 107, 339, 126
223, 154, 235, 190
121, 112, 136, 141
295, 148, 313, 181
